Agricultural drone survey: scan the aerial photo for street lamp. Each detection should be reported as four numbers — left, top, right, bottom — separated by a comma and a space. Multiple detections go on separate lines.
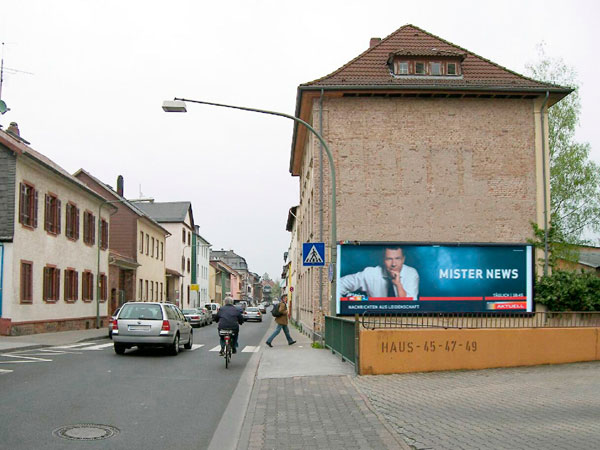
163, 98, 338, 316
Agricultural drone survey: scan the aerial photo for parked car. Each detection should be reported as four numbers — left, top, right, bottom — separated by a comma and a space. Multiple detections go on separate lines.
108, 307, 121, 339
182, 309, 203, 328
258, 303, 267, 314
204, 303, 220, 320
199, 307, 213, 325
242, 307, 262, 322
112, 302, 193, 355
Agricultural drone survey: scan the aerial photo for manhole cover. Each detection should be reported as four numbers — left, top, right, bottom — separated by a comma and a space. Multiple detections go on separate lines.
53, 424, 120, 441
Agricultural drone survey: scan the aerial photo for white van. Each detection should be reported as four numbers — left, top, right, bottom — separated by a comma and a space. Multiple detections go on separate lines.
204, 303, 220, 320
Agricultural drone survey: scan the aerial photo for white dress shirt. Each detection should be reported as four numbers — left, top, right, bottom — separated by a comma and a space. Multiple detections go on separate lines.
339, 264, 419, 300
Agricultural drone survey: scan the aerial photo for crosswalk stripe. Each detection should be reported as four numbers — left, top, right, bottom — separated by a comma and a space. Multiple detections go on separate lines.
209, 346, 222, 352
0, 369, 13, 374
241, 346, 260, 353
189, 344, 204, 351
51, 343, 97, 349
1, 354, 52, 362
80, 343, 114, 351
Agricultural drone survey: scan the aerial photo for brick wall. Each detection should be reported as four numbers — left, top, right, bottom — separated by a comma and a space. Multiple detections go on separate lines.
296, 96, 539, 333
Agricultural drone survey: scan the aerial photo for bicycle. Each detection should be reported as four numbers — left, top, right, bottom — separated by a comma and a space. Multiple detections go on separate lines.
219, 329, 235, 368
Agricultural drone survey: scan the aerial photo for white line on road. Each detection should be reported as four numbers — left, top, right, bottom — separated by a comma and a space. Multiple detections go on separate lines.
241, 346, 260, 353
50, 343, 97, 349
209, 346, 222, 352
189, 344, 204, 351
0, 369, 13, 374
80, 343, 114, 351
1, 354, 53, 362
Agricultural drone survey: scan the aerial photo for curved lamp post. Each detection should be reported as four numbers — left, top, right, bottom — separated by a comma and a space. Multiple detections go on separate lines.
162, 98, 338, 316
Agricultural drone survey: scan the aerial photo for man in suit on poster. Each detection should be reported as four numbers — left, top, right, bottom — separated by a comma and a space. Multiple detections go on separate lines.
339, 246, 419, 300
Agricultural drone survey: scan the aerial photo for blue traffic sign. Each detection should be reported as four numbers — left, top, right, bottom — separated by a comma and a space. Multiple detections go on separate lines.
302, 243, 325, 267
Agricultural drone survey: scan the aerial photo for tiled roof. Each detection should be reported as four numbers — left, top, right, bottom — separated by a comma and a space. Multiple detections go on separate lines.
0, 129, 109, 205
133, 201, 193, 224
302, 24, 569, 92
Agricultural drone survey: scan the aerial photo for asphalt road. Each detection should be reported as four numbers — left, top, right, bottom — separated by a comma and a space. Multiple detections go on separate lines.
0, 316, 271, 450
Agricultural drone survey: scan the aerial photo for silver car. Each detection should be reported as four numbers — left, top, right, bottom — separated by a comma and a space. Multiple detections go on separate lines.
112, 302, 193, 355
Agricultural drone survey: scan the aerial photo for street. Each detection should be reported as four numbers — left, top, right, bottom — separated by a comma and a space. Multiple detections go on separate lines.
0, 318, 271, 450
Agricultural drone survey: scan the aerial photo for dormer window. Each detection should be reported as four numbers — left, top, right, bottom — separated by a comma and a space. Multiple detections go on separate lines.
388, 50, 464, 77
430, 62, 442, 75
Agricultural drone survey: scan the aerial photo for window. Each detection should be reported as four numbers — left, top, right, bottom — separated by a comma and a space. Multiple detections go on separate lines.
160, 242, 164, 261
100, 219, 109, 250
64, 269, 78, 302
43, 266, 60, 302
151, 237, 155, 257
82, 271, 94, 301
139, 279, 143, 300
19, 182, 38, 228
156, 240, 159, 259
83, 211, 95, 245
160, 282, 163, 301
181, 256, 185, 272
44, 193, 61, 235
20, 261, 33, 304
182, 229, 185, 243
394, 61, 409, 74
146, 234, 149, 255
150, 280, 154, 301
187, 232, 191, 245
99, 274, 107, 302
430, 62, 441, 75
65, 203, 79, 240
145, 280, 149, 300
447, 62, 457, 75
140, 231, 144, 253
415, 62, 426, 74
187, 258, 190, 273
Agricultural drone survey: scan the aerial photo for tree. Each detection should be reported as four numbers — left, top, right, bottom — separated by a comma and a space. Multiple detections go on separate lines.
526, 46, 600, 248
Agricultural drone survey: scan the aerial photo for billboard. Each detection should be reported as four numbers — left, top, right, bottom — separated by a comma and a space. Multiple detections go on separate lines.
336, 243, 533, 315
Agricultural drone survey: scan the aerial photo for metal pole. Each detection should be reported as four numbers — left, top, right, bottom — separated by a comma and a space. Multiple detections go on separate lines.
173, 98, 338, 316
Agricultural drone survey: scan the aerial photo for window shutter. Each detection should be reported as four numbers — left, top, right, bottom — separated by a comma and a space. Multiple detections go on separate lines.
92, 215, 96, 245
56, 269, 60, 300
44, 194, 50, 231
19, 183, 24, 224
83, 213, 89, 243
57, 200, 62, 234
64, 270, 68, 300
43, 267, 48, 301
75, 208, 80, 239
65, 204, 71, 237
75, 271, 79, 300
33, 190, 38, 228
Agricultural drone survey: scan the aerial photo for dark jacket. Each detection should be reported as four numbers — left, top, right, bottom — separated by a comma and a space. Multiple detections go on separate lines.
216, 304, 244, 331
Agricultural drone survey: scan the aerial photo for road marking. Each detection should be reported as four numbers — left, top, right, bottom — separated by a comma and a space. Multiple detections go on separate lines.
0, 369, 13, 374
209, 346, 222, 352
51, 343, 97, 349
80, 343, 114, 351
36, 349, 82, 355
189, 344, 204, 351
1, 354, 52, 362
241, 346, 260, 353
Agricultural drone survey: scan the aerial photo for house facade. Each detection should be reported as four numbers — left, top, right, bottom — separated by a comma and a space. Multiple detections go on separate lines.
289, 25, 571, 339
210, 249, 252, 301
74, 171, 169, 314
133, 201, 195, 309
192, 227, 211, 307
0, 126, 112, 335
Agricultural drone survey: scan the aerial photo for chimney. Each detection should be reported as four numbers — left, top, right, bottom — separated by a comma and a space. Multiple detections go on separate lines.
117, 175, 124, 197
369, 37, 381, 48
6, 122, 20, 137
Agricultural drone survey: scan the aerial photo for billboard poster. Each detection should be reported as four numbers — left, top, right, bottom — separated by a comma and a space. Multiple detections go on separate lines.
336, 243, 533, 315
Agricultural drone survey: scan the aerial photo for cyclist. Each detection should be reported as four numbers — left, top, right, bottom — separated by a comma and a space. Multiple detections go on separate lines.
215, 296, 244, 356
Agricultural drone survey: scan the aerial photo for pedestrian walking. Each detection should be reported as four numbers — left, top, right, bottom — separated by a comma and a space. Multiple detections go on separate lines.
265, 296, 296, 347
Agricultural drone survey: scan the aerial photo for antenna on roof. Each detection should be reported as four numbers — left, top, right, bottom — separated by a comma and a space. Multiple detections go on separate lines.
0, 42, 34, 115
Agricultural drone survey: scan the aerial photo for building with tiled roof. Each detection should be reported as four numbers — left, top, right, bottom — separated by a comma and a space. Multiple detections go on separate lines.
288, 24, 572, 339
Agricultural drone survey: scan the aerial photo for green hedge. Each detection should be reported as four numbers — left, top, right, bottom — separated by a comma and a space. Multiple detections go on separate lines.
535, 270, 600, 311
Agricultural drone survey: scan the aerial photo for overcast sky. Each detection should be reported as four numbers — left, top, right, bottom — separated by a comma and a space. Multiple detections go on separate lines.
1, 0, 598, 279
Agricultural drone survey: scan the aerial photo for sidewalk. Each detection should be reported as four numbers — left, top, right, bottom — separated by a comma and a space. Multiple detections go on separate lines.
235, 322, 410, 450
0, 327, 108, 352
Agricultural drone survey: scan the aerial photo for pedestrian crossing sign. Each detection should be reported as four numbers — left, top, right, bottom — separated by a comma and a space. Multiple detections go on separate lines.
302, 243, 325, 267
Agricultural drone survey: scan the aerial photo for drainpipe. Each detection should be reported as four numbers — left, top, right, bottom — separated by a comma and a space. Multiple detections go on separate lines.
540, 91, 550, 276
318, 88, 324, 314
